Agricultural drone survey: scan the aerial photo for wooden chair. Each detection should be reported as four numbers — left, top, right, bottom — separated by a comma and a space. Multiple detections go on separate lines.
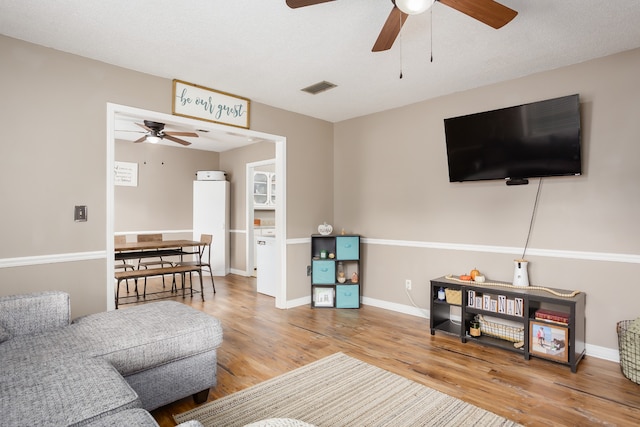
114, 235, 137, 294
175, 234, 216, 294
136, 233, 174, 289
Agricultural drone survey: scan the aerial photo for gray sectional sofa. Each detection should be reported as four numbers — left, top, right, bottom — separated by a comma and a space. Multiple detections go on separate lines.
0, 291, 223, 426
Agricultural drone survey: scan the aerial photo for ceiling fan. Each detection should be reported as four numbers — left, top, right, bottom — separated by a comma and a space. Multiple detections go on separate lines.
131, 120, 199, 146
285, 0, 518, 52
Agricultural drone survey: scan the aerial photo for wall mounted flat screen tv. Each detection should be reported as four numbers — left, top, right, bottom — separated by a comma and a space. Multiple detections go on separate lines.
444, 94, 582, 183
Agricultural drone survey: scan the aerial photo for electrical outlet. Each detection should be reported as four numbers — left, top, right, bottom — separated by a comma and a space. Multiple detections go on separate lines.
405, 279, 412, 290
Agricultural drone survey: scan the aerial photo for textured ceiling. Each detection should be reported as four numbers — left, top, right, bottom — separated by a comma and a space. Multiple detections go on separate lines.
2, 0, 640, 123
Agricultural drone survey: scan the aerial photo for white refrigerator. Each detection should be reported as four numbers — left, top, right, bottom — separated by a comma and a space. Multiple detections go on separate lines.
193, 180, 230, 276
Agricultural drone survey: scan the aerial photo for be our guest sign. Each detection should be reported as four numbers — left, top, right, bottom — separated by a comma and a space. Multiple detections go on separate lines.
172, 79, 250, 129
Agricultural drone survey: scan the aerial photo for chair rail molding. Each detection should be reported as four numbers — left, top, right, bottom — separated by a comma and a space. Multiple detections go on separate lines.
0, 251, 106, 268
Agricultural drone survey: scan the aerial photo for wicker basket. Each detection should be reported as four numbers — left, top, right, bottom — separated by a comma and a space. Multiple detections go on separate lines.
617, 320, 640, 384
478, 315, 524, 343
445, 288, 461, 305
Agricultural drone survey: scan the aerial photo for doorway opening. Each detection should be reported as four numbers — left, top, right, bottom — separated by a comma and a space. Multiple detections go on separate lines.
246, 159, 276, 278
106, 103, 287, 310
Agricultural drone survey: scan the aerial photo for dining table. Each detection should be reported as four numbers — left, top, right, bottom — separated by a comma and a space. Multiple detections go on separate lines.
114, 238, 207, 307
114, 239, 205, 261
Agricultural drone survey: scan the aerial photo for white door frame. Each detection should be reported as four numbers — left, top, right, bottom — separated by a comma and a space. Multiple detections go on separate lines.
106, 103, 288, 310
246, 159, 276, 276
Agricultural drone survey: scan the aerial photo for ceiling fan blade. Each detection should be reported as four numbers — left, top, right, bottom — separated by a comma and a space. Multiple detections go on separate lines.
438, 0, 517, 29
133, 136, 147, 143
164, 131, 199, 138
164, 134, 192, 146
285, 0, 335, 8
135, 122, 153, 132
372, 6, 408, 52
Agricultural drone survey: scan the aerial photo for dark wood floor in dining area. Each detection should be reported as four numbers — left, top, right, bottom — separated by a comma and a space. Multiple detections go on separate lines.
125, 275, 640, 427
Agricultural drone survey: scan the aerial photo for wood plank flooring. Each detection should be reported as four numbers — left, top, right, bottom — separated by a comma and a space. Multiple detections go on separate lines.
124, 275, 640, 426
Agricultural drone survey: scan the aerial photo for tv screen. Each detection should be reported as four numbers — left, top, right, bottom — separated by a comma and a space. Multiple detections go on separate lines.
444, 94, 582, 183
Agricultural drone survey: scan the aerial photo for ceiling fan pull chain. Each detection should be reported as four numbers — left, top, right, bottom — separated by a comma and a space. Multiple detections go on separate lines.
430, 6, 434, 63
399, 11, 404, 79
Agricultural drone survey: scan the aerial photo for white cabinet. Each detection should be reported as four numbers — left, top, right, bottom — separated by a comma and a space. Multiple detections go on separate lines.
253, 171, 275, 209
270, 173, 276, 206
256, 236, 277, 297
193, 180, 230, 276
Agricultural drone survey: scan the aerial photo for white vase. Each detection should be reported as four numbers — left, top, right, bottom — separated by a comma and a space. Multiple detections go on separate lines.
513, 259, 529, 287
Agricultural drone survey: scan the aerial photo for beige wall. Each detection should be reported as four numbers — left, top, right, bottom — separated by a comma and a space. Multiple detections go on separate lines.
114, 140, 220, 233
334, 47, 640, 350
0, 35, 333, 316
0, 36, 173, 316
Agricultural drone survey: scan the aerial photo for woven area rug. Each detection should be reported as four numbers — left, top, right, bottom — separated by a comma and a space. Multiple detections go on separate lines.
174, 353, 520, 427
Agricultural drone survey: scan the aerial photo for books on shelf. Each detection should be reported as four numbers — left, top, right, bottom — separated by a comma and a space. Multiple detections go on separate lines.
535, 309, 569, 325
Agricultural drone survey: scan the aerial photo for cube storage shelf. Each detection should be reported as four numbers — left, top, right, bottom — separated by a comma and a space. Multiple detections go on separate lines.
311, 234, 361, 309
430, 275, 586, 372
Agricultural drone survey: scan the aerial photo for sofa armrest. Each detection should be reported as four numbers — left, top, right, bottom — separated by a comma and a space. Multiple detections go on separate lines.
0, 291, 70, 340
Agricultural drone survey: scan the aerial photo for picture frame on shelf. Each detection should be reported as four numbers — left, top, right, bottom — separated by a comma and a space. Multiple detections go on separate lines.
313, 287, 334, 307
529, 321, 569, 363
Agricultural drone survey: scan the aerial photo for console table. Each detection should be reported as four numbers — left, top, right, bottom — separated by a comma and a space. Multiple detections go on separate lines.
430, 275, 586, 372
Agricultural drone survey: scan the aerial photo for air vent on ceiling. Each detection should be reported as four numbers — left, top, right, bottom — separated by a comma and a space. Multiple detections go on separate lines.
301, 81, 337, 95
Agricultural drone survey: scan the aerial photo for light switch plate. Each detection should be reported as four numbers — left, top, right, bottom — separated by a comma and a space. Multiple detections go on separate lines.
74, 205, 87, 222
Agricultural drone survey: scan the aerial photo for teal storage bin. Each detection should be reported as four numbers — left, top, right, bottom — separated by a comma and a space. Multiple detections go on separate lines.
336, 236, 359, 260
312, 260, 336, 284
336, 284, 359, 308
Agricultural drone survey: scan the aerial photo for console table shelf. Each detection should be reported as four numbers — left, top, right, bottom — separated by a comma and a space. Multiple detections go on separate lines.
430, 276, 586, 372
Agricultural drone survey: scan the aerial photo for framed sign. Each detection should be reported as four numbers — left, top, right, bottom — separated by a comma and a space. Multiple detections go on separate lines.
172, 79, 250, 129
114, 161, 138, 187
529, 321, 569, 363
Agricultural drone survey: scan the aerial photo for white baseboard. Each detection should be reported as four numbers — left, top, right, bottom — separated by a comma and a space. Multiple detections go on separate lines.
229, 268, 251, 277
287, 296, 311, 308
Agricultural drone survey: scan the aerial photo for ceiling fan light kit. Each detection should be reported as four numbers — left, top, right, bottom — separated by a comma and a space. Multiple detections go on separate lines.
395, 0, 434, 15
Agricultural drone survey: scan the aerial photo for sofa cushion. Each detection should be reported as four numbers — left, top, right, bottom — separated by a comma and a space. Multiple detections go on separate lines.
0, 301, 223, 378
71, 300, 223, 376
0, 356, 140, 427
0, 291, 70, 337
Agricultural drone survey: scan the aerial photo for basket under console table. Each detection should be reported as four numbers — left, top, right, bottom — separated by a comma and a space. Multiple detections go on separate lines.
430, 275, 586, 372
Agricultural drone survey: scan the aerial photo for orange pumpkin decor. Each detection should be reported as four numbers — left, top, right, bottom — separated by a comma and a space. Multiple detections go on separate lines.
460, 275, 472, 281
470, 268, 480, 280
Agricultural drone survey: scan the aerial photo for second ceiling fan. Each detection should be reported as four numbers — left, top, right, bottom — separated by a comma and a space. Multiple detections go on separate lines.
286, 0, 518, 52
133, 120, 199, 146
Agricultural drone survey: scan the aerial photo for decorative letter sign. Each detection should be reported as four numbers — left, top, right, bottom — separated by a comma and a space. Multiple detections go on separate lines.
172, 79, 250, 129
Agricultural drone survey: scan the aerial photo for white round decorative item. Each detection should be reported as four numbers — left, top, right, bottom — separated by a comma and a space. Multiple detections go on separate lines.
513, 259, 529, 287
474, 275, 486, 283
318, 222, 333, 235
